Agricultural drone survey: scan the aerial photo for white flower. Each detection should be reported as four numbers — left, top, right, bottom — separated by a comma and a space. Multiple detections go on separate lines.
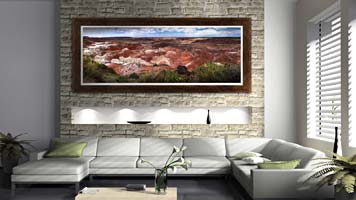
186, 159, 192, 166
173, 146, 181, 153
139, 158, 156, 169
171, 166, 177, 173
178, 157, 185, 164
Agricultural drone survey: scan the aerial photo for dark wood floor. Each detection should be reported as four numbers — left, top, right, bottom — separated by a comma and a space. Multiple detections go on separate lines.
0, 170, 251, 200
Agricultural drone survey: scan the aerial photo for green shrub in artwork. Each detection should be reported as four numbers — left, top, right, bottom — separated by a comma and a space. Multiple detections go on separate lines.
115, 76, 129, 83
157, 70, 187, 82
192, 62, 240, 82
83, 56, 122, 83
138, 70, 187, 83
193, 62, 223, 82
83, 57, 241, 83
221, 63, 241, 82
83, 56, 128, 83
137, 71, 156, 83
129, 73, 139, 80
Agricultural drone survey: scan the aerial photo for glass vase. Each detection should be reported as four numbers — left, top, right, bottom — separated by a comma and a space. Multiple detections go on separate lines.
155, 168, 167, 194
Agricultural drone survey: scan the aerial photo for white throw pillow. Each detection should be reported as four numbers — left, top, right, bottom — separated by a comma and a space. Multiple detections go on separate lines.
232, 152, 263, 160
242, 156, 265, 165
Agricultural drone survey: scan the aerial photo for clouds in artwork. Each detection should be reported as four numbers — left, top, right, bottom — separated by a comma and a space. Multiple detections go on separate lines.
82, 26, 241, 38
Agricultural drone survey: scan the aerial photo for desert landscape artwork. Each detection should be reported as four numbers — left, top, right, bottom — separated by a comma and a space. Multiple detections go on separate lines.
81, 26, 242, 85
72, 18, 251, 92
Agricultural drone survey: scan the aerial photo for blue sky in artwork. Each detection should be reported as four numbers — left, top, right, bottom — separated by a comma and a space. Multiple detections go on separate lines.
83, 27, 241, 38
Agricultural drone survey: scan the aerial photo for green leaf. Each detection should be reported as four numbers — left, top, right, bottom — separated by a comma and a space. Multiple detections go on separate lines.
335, 184, 343, 192
315, 174, 334, 191
0, 132, 7, 138
13, 133, 28, 139
304, 167, 341, 184
350, 154, 356, 162
330, 171, 349, 184
306, 153, 356, 193
312, 162, 337, 170
329, 152, 349, 162
0, 132, 33, 159
342, 174, 356, 193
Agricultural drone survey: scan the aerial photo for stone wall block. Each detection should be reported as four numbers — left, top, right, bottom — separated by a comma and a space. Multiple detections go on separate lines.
60, 0, 264, 139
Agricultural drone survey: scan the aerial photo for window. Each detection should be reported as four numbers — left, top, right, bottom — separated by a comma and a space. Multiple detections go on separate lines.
349, 16, 356, 146
307, 6, 341, 140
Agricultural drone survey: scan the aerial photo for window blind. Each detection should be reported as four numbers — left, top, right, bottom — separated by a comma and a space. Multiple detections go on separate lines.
307, 10, 341, 138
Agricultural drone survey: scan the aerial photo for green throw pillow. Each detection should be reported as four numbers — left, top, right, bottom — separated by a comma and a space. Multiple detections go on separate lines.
46, 141, 87, 157
232, 152, 262, 160
257, 159, 301, 169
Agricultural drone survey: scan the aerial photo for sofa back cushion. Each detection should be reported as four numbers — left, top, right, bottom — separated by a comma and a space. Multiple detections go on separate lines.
289, 146, 325, 168
140, 138, 183, 156
183, 138, 226, 157
97, 138, 140, 156
260, 139, 325, 168
260, 139, 286, 159
52, 137, 98, 157
225, 138, 271, 157
270, 141, 300, 161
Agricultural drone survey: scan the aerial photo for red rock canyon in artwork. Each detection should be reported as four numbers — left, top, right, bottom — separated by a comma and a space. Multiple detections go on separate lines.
82, 27, 242, 84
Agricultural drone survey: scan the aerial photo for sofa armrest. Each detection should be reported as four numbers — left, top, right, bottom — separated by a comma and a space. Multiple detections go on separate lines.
29, 150, 48, 161
251, 169, 334, 199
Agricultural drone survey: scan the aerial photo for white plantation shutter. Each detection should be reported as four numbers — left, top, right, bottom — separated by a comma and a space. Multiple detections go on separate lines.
307, 9, 341, 139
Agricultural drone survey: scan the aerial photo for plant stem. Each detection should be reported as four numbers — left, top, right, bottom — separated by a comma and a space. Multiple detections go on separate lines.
142, 160, 157, 169
164, 151, 175, 168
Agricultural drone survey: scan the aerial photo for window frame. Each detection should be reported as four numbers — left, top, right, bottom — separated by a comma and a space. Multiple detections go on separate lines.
306, 3, 342, 142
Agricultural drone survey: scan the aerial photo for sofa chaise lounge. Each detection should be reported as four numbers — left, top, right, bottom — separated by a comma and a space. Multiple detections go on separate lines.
11, 137, 334, 199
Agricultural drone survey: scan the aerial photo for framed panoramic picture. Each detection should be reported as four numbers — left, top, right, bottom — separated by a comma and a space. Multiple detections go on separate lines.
72, 18, 251, 92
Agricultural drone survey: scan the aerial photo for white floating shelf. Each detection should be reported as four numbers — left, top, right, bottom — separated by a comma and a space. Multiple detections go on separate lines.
71, 107, 251, 125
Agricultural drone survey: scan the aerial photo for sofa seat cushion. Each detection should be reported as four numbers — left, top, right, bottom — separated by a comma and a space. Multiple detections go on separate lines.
230, 160, 255, 196
231, 160, 257, 183
90, 157, 138, 168
186, 157, 230, 168
239, 166, 255, 181
13, 157, 94, 175
234, 162, 259, 173
137, 156, 170, 168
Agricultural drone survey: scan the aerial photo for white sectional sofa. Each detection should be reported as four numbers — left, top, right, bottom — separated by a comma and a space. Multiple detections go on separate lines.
11, 137, 334, 199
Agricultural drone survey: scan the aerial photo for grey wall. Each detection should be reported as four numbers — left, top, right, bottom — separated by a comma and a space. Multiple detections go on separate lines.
264, 0, 297, 142
0, 0, 58, 150
0, 0, 299, 152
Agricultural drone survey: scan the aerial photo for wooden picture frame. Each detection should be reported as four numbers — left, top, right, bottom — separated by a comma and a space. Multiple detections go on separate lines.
72, 18, 251, 93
